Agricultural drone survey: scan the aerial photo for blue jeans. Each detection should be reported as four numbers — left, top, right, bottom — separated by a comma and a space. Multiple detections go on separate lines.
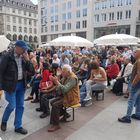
126, 84, 140, 119
2, 81, 25, 129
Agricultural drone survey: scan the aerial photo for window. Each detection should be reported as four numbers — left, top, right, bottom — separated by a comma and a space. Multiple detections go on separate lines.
62, 3, 66, 11
29, 28, 32, 33
24, 11, 26, 15
18, 9, 21, 14
118, 0, 123, 6
12, 8, 15, 13
51, 0, 54, 4
126, 0, 132, 5
7, 16, 10, 22
83, 8, 87, 17
76, 21, 80, 29
76, 10, 80, 18
18, 17, 22, 24
51, 25, 54, 32
7, 25, 11, 31
55, 5, 58, 13
55, 25, 58, 31
29, 12, 31, 16
62, 24, 66, 30
109, 12, 114, 20
62, 13, 66, 20
95, 2, 100, 10
13, 26, 16, 32
55, 15, 58, 22
126, 10, 131, 19
24, 27, 27, 33
83, 0, 87, 5
51, 7, 54, 14
0, 6, 2, 11
45, 27, 48, 32
68, 1, 71, 9
67, 23, 71, 30
77, 0, 80, 7
34, 28, 37, 34
34, 20, 37, 26
117, 11, 123, 20
24, 19, 27, 25
51, 16, 54, 22
67, 12, 71, 19
110, 0, 115, 7
19, 26, 22, 32
101, 13, 106, 21
82, 20, 87, 28
29, 19, 32, 25
13, 17, 16, 23
94, 15, 99, 22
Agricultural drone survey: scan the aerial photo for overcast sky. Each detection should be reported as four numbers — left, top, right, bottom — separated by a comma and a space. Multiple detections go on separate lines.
31, 0, 38, 5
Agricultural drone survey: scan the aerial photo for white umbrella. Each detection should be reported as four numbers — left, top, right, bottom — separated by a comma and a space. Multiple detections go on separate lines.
39, 43, 50, 48
0, 35, 10, 52
49, 36, 93, 48
93, 34, 140, 46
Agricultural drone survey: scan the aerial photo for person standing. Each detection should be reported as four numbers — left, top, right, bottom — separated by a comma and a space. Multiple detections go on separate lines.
118, 48, 140, 123
0, 40, 34, 134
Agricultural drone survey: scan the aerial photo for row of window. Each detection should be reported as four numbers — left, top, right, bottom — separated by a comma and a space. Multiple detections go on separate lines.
42, 8, 87, 24
6, 7, 37, 18
6, 16, 37, 26
41, 20, 87, 33
95, 0, 132, 10
6, 34, 38, 42
0, 0, 37, 10
7, 25, 37, 34
50, 0, 87, 6
94, 10, 131, 22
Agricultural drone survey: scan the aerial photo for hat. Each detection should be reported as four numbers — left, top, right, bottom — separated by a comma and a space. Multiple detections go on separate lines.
15, 40, 29, 50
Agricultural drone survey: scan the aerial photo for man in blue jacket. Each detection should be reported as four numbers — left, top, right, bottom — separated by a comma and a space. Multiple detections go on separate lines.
0, 40, 34, 135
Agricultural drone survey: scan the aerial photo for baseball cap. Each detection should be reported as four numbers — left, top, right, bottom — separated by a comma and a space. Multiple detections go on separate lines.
15, 40, 29, 50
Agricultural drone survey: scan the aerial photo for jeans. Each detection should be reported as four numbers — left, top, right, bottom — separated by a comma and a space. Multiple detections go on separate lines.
2, 81, 25, 129
126, 84, 140, 119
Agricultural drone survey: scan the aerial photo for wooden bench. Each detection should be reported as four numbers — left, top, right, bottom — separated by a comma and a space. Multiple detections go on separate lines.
64, 103, 81, 121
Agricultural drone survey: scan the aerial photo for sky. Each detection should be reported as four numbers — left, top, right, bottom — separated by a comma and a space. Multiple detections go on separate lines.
31, 0, 38, 5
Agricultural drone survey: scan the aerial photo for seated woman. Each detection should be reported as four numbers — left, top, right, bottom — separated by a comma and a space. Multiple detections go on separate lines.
106, 56, 120, 86
36, 76, 57, 118
112, 57, 133, 96
25, 62, 51, 103
84, 60, 107, 101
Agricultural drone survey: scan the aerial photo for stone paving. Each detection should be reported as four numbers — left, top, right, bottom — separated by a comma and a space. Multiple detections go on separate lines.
1, 88, 138, 140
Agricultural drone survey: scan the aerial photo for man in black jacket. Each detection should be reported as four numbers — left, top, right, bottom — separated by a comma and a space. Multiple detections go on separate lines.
0, 40, 34, 135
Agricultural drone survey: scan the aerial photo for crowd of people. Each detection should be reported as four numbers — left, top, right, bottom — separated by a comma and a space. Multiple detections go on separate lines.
0, 40, 140, 134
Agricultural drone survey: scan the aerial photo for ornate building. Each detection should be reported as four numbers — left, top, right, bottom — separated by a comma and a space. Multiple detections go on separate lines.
0, 0, 38, 48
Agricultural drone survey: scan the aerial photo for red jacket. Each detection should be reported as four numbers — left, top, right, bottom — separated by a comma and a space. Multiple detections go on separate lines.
41, 69, 51, 82
107, 63, 119, 78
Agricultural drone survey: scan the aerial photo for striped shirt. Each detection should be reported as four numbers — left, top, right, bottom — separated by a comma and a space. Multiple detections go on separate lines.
14, 52, 23, 80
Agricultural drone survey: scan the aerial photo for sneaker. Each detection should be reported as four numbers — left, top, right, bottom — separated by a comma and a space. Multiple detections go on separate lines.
131, 114, 140, 120
83, 96, 92, 101
36, 108, 43, 112
118, 116, 131, 123
15, 127, 28, 135
1, 122, 7, 131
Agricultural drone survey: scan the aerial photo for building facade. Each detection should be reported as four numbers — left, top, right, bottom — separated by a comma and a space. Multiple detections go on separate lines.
93, 0, 140, 39
38, 0, 140, 44
0, 0, 38, 48
38, 0, 93, 44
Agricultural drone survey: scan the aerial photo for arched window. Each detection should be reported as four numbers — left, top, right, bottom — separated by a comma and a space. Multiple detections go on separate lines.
24, 35, 28, 41
13, 34, 17, 41
18, 35, 23, 40
6, 33, 11, 40
29, 35, 32, 42
34, 36, 38, 42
